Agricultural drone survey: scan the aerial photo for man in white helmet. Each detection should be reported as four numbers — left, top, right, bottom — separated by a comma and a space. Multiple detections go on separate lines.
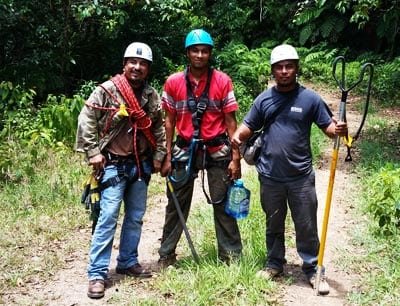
232, 44, 347, 295
76, 42, 166, 299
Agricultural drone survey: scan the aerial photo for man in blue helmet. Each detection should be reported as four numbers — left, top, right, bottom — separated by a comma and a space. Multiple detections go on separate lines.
158, 29, 243, 267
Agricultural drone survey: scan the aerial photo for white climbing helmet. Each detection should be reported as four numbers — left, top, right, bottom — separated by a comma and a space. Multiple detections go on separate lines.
270, 44, 299, 65
124, 42, 153, 62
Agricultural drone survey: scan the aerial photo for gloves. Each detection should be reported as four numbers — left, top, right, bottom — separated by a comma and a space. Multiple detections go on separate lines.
81, 173, 101, 234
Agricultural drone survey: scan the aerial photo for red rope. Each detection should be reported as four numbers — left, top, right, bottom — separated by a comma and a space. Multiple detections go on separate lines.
84, 101, 119, 137
111, 75, 156, 149
85, 77, 157, 179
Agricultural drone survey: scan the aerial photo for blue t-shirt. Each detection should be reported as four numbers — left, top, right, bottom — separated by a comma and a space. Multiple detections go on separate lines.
243, 84, 332, 182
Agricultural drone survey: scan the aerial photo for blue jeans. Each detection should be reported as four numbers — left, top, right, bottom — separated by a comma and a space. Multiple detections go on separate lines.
87, 160, 151, 281
259, 171, 319, 277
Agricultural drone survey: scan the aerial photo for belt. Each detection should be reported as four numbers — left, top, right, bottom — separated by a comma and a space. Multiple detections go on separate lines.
175, 133, 229, 148
104, 151, 136, 163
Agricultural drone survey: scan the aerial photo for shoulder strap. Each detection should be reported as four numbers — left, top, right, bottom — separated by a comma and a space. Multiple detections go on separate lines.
262, 84, 301, 131
185, 67, 213, 139
262, 100, 287, 131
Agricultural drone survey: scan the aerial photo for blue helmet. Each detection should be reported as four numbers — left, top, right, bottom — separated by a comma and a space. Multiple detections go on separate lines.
185, 29, 214, 49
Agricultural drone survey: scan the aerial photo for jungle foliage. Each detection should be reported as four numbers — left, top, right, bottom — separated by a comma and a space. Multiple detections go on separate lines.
1, 0, 399, 99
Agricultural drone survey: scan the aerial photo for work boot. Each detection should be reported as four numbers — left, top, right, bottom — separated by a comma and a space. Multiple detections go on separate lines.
116, 263, 152, 278
158, 254, 177, 269
308, 274, 330, 295
87, 279, 105, 299
256, 267, 283, 280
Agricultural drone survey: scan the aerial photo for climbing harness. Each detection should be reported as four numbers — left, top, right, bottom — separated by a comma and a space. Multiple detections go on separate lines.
81, 158, 151, 234
169, 66, 211, 187
169, 67, 230, 204
315, 56, 374, 295
186, 66, 213, 139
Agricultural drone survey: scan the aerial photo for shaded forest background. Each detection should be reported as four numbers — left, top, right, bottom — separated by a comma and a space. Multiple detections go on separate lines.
1, 0, 399, 100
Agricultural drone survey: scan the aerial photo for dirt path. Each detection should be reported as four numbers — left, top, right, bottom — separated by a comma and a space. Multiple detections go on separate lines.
282, 152, 359, 306
5, 86, 363, 306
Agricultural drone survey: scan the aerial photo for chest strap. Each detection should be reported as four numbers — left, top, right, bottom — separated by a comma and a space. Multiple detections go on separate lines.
185, 67, 213, 139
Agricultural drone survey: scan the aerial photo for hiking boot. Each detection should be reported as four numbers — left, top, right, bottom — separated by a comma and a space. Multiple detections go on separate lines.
116, 263, 152, 278
87, 279, 105, 299
158, 254, 177, 269
256, 267, 283, 280
308, 274, 330, 295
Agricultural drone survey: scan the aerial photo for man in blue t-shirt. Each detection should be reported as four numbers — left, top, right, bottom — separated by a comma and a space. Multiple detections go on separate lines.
232, 44, 348, 295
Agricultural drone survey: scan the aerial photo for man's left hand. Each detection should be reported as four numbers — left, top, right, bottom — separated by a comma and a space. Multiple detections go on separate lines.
153, 159, 162, 173
228, 159, 241, 180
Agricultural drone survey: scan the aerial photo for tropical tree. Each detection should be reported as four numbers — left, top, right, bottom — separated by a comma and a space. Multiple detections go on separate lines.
294, 0, 400, 58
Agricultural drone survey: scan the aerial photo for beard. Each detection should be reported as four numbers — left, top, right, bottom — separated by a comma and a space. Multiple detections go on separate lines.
129, 78, 145, 89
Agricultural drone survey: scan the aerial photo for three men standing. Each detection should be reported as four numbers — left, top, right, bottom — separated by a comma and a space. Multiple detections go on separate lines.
76, 35, 344, 299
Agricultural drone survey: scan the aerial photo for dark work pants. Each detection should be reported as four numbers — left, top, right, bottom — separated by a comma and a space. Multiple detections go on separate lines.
259, 171, 319, 277
159, 165, 242, 260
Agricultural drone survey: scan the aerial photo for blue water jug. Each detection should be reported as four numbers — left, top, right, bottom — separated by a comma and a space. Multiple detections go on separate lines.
225, 179, 251, 219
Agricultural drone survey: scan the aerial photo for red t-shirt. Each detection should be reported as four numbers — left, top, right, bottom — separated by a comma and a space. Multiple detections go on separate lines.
161, 68, 238, 143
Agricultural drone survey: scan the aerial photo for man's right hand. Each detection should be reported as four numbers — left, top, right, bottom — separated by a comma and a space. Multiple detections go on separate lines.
160, 155, 172, 177
89, 154, 106, 172
232, 124, 253, 148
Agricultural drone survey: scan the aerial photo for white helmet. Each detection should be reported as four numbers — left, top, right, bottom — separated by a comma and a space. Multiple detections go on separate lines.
124, 42, 153, 62
270, 44, 299, 65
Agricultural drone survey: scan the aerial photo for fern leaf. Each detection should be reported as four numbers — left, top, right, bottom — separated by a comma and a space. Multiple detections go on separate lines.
304, 51, 325, 63
320, 16, 337, 38
299, 24, 315, 45
295, 7, 325, 25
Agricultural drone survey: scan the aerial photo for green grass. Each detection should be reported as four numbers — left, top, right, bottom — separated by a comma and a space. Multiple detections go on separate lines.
0, 145, 89, 294
357, 115, 400, 171
311, 123, 331, 162
345, 226, 400, 305
148, 170, 281, 305
344, 114, 400, 305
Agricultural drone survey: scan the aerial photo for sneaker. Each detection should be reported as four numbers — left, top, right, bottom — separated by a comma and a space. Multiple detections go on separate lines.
256, 267, 283, 280
308, 274, 330, 295
116, 263, 152, 278
87, 279, 105, 299
158, 254, 177, 269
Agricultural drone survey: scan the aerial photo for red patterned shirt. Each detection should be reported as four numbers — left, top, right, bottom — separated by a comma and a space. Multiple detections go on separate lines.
161, 68, 238, 143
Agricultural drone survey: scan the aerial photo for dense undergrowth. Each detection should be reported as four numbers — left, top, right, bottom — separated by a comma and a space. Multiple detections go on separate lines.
346, 114, 400, 304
